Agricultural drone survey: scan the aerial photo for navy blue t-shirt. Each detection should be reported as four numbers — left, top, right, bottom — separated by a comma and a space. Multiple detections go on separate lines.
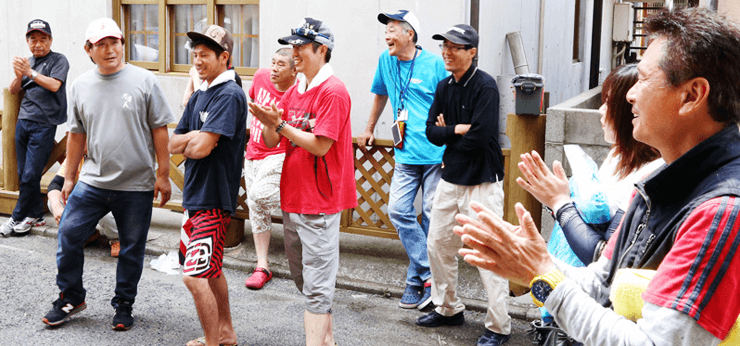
19, 51, 69, 125
175, 80, 247, 214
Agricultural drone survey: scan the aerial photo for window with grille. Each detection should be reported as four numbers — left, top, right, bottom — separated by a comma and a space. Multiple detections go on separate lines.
124, 4, 159, 67
218, 4, 259, 70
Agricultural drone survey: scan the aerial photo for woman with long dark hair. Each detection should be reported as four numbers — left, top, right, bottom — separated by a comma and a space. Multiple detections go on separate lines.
517, 64, 663, 265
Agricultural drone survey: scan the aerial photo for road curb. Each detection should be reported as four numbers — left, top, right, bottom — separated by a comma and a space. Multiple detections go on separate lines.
30, 225, 539, 322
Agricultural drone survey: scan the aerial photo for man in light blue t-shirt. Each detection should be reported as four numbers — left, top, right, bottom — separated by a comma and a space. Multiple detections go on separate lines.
357, 9, 447, 311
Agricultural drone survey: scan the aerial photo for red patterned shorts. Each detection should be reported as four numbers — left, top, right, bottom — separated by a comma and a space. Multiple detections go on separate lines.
180, 209, 230, 278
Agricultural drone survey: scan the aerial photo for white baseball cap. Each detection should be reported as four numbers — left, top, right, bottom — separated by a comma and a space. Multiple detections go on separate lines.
378, 10, 420, 37
85, 18, 123, 44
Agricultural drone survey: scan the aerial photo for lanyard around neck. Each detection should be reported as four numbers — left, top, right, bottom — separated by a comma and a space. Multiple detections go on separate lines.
396, 47, 419, 111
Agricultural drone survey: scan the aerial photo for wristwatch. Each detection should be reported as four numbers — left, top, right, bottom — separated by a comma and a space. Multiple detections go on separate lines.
529, 269, 566, 307
30, 70, 38, 80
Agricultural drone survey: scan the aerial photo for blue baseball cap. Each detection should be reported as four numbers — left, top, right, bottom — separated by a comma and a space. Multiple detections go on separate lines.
26, 19, 52, 37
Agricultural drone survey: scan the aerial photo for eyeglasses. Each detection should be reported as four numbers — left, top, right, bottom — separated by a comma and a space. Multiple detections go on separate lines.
292, 27, 330, 41
439, 44, 471, 52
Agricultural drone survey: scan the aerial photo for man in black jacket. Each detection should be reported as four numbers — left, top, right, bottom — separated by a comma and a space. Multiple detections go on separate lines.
419, 24, 510, 346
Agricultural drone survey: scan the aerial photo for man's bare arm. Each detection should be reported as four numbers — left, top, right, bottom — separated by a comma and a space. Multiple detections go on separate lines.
248, 101, 282, 148
152, 126, 171, 207
12, 56, 62, 93
277, 125, 335, 157
169, 131, 199, 154
10, 57, 25, 94
62, 132, 86, 202
182, 131, 220, 159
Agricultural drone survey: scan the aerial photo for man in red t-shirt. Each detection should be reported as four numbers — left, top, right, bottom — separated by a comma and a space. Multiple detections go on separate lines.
243, 48, 296, 290
249, 18, 355, 346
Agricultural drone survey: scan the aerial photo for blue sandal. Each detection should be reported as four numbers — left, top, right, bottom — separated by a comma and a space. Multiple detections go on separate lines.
399, 284, 423, 309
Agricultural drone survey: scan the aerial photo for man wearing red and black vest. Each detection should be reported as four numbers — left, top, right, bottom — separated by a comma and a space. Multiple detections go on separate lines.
456, 8, 740, 346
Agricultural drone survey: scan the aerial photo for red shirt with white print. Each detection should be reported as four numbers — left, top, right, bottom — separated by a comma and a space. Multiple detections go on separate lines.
247, 68, 287, 160
277, 73, 357, 215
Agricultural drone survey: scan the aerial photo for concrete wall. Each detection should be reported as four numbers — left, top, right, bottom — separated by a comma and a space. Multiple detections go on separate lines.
541, 86, 610, 238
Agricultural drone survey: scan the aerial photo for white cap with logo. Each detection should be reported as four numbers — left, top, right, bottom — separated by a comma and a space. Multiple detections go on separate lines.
85, 18, 123, 44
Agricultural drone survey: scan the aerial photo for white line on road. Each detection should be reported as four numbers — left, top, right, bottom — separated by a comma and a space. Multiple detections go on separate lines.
0, 244, 35, 254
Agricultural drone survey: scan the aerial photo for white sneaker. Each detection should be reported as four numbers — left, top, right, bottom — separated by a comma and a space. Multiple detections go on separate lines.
0, 218, 20, 237
13, 217, 45, 234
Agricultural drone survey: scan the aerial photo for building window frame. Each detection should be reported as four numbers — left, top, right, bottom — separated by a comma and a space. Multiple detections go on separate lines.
113, 0, 259, 76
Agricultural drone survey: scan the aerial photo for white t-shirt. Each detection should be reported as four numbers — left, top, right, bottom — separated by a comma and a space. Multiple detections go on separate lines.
598, 147, 665, 215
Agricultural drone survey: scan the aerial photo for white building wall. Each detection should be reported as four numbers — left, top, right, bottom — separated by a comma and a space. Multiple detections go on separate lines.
258, 0, 468, 139
719, 0, 740, 21
0, 0, 112, 144
599, 0, 617, 84
477, 0, 594, 107
1, 0, 468, 139
1, 0, 112, 108
1, 0, 590, 141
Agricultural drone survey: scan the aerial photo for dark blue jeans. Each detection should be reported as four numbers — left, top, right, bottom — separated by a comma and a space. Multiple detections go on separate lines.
56, 182, 153, 307
13, 119, 56, 220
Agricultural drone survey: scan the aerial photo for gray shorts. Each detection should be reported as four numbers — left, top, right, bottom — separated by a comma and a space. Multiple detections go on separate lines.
282, 211, 341, 314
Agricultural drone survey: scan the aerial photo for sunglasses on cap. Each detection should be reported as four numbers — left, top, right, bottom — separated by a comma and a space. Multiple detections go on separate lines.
292, 27, 330, 41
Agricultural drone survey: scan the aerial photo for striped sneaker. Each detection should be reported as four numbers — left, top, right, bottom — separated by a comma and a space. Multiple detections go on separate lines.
13, 217, 45, 235
0, 218, 20, 237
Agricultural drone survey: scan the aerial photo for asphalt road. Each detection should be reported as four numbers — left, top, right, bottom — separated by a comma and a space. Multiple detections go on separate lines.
0, 235, 536, 346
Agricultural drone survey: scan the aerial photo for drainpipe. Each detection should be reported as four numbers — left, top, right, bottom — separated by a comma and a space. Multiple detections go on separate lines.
537, 0, 546, 74
507, 32, 530, 74
589, 0, 603, 88
707, 0, 718, 11
471, 0, 480, 66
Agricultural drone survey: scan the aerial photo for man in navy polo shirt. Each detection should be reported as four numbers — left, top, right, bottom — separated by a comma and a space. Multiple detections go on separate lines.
3, 19, 69, 236
169, 25, 246, 346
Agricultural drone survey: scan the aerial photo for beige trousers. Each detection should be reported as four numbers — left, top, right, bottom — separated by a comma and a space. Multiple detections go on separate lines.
427, 179, 511, 334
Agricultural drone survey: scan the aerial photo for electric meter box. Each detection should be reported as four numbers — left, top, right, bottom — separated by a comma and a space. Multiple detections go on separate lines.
613, 3, 634, 42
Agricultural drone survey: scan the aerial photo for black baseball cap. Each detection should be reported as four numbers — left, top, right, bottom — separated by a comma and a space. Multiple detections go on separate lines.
27, 19, 52, 37
432, 24, 478, 48
278, 18, 335, 50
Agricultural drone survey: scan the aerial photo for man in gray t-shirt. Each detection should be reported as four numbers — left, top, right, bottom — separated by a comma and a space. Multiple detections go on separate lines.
2, 19, 69, 237
42, 18, 174, 331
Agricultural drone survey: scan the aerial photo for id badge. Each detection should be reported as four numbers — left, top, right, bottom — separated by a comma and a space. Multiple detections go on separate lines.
391, 120, 406, 149
397, 109, 409, 122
